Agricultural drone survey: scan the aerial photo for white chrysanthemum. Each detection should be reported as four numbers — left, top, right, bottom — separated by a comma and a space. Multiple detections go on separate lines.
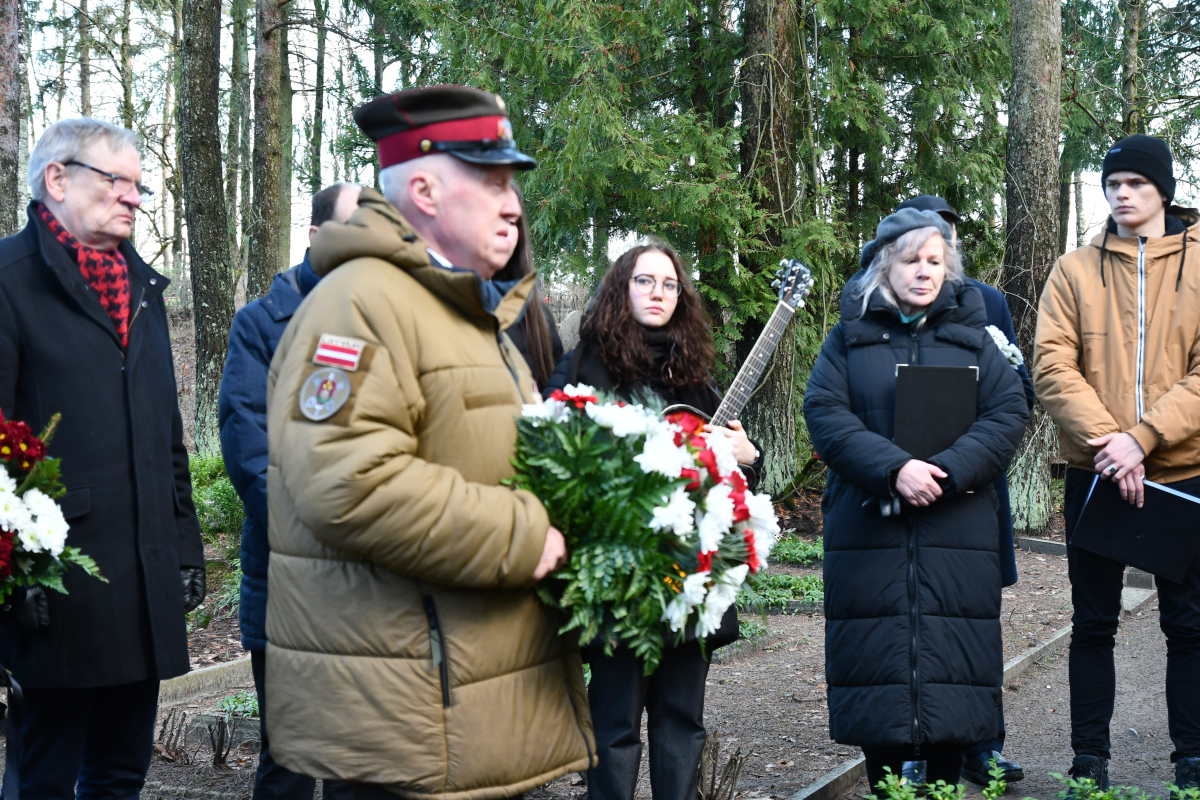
585, 402, 660, 438
650, 486, 696, 539
722, 563, 751, 589
696, 580, 739, 638
681, 571, 710, 605
745, 491, 781, 538
698, 483, 734, 554
707, 432, 740, 478
663, 595, 691, 632
0, 488, 30, 534
562, 383, 599, 397
19, 488, 69, 556
521, 398, 569, 424
0, 469, 16, 494
985, 325, 1025, 369
634, 428, 693, 478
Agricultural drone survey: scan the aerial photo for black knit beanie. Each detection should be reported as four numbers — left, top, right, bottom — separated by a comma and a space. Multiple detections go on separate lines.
1101, 134, 1176, 203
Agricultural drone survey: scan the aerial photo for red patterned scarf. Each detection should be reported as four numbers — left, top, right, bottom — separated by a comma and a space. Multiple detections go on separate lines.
37, 203, 131, 347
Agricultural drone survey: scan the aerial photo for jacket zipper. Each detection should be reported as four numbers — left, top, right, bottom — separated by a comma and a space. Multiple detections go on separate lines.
1137, 238, 1146, 421
121, 287, 148, 363
908, 515, 921, 753
422, 595, 451, 708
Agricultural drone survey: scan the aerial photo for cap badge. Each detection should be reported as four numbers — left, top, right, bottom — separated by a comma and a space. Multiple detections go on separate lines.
420, 139, 432, 153
299, 368, 352, 422
313, 334, 366, 371
497, 119, 513, 141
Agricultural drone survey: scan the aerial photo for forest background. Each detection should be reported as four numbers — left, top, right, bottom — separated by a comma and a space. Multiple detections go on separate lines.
0, 0, 1193, 538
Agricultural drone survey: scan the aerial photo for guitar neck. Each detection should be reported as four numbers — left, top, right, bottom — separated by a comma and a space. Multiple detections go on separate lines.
711, 301, 797, 427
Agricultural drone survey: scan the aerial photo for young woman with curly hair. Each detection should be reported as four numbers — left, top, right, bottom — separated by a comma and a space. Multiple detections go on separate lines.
546, 238, 763, 800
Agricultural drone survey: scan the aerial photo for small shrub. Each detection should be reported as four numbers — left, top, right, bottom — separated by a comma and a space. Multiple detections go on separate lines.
739, 574, 824, 608
217, 691, 259, 718
771, 537, 823, 566
212, 558, 242, 618
738, 619, 768, 642
189, 454, 245, 563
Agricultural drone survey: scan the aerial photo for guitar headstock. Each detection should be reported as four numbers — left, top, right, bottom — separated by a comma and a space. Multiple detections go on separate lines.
771, 259, 815, 310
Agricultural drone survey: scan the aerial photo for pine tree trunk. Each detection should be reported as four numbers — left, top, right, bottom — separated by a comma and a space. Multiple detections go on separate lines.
247, 0, 283, 300
78, 0, 90, 116
279, 10, 292, 272
1121, 0, 1143, 136
1058, 152, 1072, 256
18, 5, 29, 211
738, 0, 798, 497
226, 0, 248, 267
180, 0, 234, 453
119, 0, 132, 129
1003, 0, 1061, 534
0, 0, 21, 238
1075, 172, 1086, 248
309, 0, 326, 194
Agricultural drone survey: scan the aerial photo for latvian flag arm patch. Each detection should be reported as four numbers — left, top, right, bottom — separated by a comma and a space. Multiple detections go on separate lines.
313, 334, 367, 371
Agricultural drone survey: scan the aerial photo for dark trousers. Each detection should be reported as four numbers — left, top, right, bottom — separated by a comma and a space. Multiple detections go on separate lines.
865, 744, 964, 790
2, 679, 158, 800
965, 704, 1006, 757
1065, 468, 1200, 761
585, 640, 710, 800
251, 650, 354, 800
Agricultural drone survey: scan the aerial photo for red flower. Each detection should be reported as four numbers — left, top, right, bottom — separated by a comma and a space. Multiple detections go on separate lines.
727, 470, 747, 493
697, 551, 712, 572
0, 528, 14, 581
696, 448, 721, 481
731, 490, 750, 524
667, 412, 707, 448
548, 389, 598, 409
744, 530, 761, 573
680, 468, 701, 491
3, 422, 46, 471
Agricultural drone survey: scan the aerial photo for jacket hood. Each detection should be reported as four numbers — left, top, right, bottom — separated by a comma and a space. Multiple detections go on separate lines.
840, 270, 986, 328
309, 187, 535, 330
1090, 205, 1200, 255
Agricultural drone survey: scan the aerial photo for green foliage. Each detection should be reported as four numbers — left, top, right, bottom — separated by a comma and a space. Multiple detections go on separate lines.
739, 574, 824, 608
770, 537, 823, 566
213, 558, 242, 618
867, 768, 1200, 800
217, 691, 259, 719
867, 768, 965, 800
186, 605, 212, 633
189, 454, 245, 562
738, 618, 768, 642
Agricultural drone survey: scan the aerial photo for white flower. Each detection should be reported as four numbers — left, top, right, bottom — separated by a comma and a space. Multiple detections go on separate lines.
634, 428, 693, 478
562, 383, 598, 397
696, 580, 739, 638
18, 488, 69, 556
585, 401, 660, 438
0, 470, 16, 494
698, 483, 734, 554
985, 325, 1025, 369
706, 432, 740, 478
0, 488, 30, 534
650, 486, 696, 539
521, 398, 569, 424
681, 571, 710, 606
721, 563, 751, 589
663, 595, 691, 632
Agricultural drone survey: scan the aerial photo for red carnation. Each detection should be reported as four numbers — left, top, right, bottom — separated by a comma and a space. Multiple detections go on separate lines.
731, 490, 750, 523
548, 389, 598, 409
696, 448, 721, 481
667, 412, 707, 448
697, 551, 712, 573
680, 468, 701, 491
727, 470, 747, 493
744, 530, 761, 573
0, 528, 15, 581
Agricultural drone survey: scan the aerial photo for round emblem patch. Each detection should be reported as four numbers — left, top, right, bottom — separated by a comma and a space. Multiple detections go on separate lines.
299, 368, 351, 421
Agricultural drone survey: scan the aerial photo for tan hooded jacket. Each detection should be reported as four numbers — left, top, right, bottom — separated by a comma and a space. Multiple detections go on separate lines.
1033, 207, 1200, 483
264, 189, 595, 798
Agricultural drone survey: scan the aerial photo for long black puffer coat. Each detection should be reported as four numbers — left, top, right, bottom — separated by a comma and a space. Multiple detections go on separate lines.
802, 280, 1028, 748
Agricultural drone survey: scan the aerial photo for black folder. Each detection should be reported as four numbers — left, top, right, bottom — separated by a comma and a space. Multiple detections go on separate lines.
893, 365, 978, 460
1073, 476, 1200, 583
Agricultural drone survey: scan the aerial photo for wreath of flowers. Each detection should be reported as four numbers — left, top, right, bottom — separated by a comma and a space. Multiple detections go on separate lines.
0, 411, 104, 602
510, 385, 780, 673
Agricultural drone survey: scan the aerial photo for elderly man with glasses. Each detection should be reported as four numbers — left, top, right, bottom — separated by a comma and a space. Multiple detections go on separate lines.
0, 118, 204, 800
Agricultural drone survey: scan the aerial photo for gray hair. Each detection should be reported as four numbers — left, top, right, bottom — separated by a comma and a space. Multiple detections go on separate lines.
28, 118, 141, 202
855, 226, 962, 319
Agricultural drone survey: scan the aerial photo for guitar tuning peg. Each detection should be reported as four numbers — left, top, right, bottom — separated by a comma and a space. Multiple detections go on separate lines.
771, 279, 782, 289
779, 259, 788, 267
775, 268, 784, 277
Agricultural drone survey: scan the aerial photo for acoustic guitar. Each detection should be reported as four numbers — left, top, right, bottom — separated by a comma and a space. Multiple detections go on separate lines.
664, 258, 815, 424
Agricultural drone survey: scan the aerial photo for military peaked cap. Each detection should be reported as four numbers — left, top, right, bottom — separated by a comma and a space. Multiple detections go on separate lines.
354, 85, 537, 170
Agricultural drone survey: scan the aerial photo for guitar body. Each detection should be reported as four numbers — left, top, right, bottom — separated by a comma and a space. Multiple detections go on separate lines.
662, 403, 712, 423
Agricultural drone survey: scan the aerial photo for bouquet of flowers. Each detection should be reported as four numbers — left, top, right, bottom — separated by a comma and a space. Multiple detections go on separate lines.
0, 411, 103, 604
985, 325, 1025, 370
510, 385, 780, 673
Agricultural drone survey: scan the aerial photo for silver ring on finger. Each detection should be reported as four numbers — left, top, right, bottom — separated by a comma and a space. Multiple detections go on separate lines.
1107, 464, 1118, 475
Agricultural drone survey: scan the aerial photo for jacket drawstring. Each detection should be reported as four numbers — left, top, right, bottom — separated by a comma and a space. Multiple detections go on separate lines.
1178, 232, 1188, 291
1099, 228, 1110, 288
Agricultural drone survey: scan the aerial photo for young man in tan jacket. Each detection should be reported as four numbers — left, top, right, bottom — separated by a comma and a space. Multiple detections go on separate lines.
1034, 135, 1200, 795
263, 86, 595, 800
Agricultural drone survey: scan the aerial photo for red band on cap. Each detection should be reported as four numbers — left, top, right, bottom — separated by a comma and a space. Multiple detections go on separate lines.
377, 116, 510, 168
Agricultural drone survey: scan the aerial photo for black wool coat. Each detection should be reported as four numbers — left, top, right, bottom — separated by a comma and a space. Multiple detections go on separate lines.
802, 281, 1028, 749
0, 207, 203, 688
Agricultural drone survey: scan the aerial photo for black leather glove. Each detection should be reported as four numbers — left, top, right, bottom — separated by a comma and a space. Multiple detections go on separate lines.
181, 567, 207, 613
17, 586, 49, 632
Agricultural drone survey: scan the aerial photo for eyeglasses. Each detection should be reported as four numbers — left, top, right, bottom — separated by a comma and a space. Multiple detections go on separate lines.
629, 274, 682, 298
63, 161, 154, 204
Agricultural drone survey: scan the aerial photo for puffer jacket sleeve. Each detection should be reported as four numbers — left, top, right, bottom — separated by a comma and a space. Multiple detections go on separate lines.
1033, 260, 1122, 448
1135, 326, 1200, 454
803, 324, 913, 498
927, 337, 1029, 495
219, 306, 273, 527
274, 279, 548, 590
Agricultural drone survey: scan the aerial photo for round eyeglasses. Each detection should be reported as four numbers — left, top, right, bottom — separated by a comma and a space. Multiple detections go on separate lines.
63, 160, 154, 204
629, 274, 682, 298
